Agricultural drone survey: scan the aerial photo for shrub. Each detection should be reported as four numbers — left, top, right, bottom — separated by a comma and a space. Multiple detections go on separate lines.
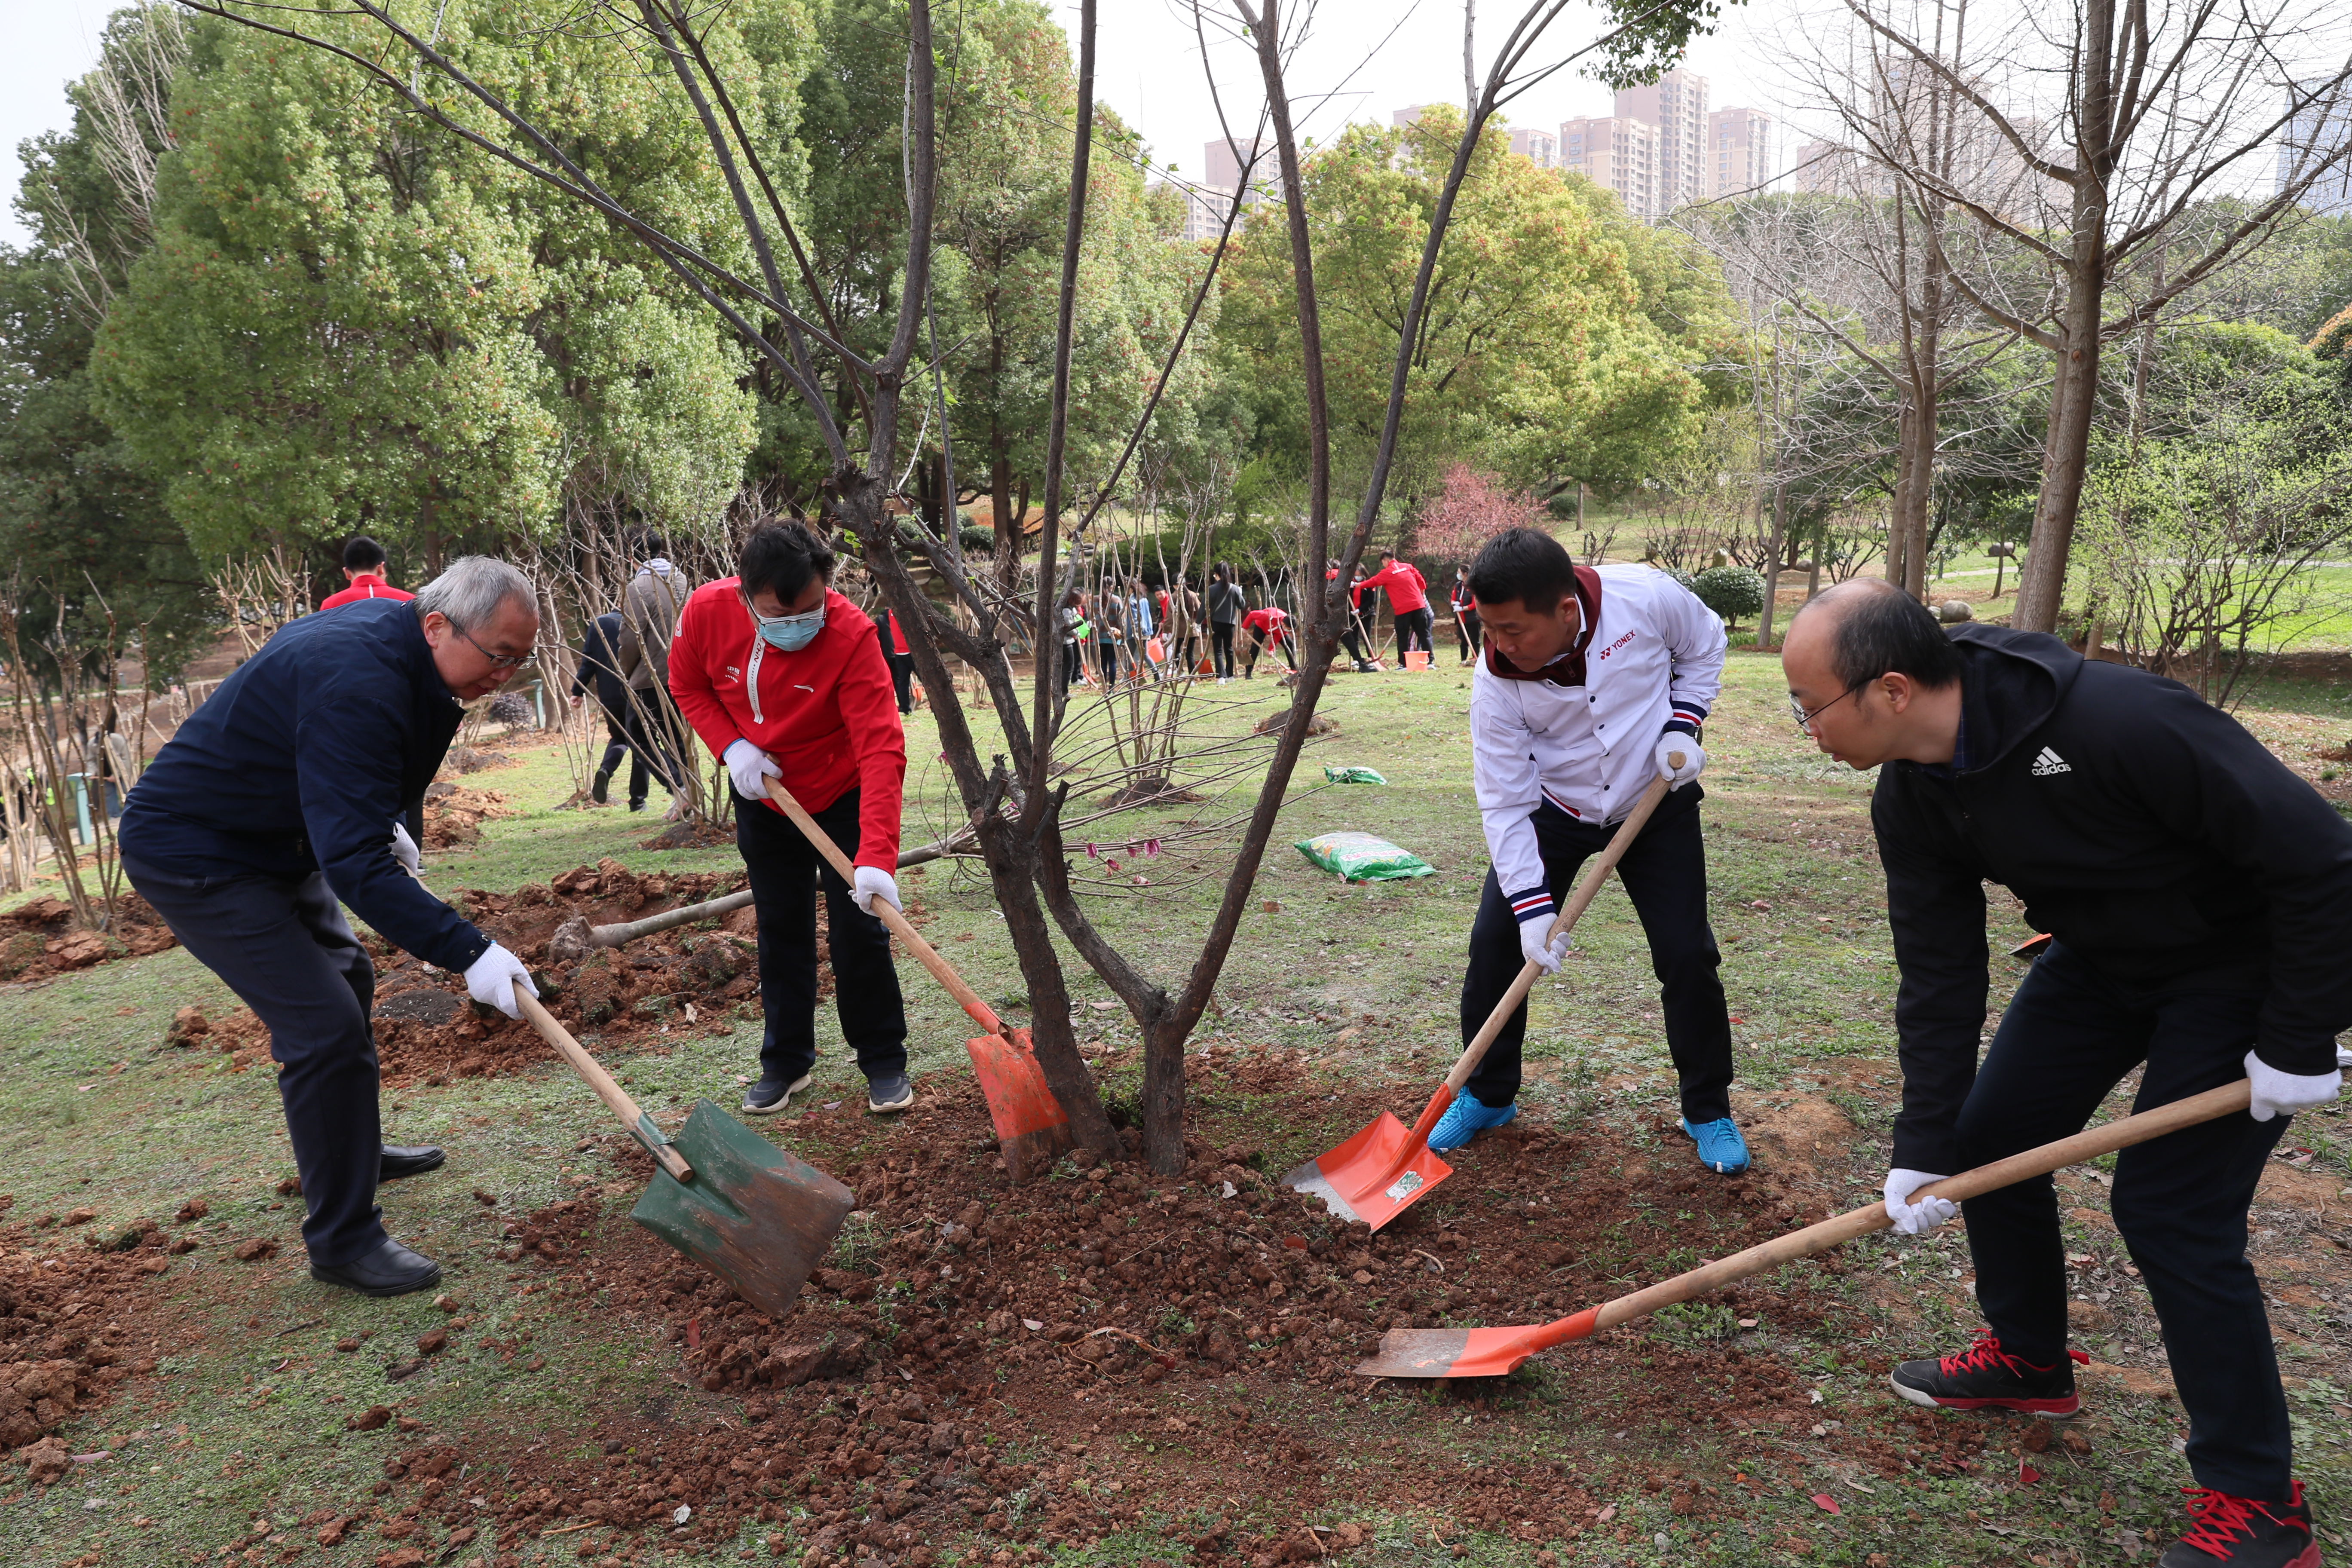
1688, 565, 1766, 625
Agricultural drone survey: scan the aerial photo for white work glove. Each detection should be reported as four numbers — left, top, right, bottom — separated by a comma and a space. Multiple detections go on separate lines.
852, 866, 901, 916
723, 738, 781, 802
1883, 1169, 1959, 1235
389, 821, 421, 876
1656, 734, 1705, 789
2246, 1049, 2343, 1122
464, 942, 539, 1020
1519, 919, 1571, 976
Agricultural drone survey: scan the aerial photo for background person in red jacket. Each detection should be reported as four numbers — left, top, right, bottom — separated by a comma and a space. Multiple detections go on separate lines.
668, 521, 914, 1116
1357, 548, 1433, 665
1240, 601, 1292, 678
319, 536, 413, 610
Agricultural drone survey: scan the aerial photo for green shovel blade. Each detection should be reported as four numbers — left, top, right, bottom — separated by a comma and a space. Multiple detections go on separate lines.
630, 1099, 854, 1321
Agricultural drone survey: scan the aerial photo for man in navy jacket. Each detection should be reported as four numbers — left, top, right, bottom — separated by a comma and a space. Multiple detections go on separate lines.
121, 557, 544, 1298
1784, 580, 2352, 1568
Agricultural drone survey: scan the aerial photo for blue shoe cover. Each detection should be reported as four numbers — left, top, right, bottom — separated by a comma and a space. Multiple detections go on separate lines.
1681, 1115, 1751, 1174
1429, 1093, 1518, 1152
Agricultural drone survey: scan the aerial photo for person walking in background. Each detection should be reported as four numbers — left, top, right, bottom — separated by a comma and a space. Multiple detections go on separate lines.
120, 558, 545, 1299
1057, 588, 1089, 695
319, 536, 413, 610
668, 521, 915, 1118
876, 606, 916, 715
617, 533, 691, 814
1452, 566, 1482, 663
1127, 578, 1161, 680
568, 609, 654, 808
1328, 564, 1375, 672
1359, 547, 1433, 665
1240, 599, 1293, 679
1095, 587, 1127, 686
1207, 564, 1243, 683
1174, 577, 1203, 674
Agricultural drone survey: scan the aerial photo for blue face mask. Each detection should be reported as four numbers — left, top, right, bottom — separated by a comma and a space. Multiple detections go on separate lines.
750, 597, 826, 652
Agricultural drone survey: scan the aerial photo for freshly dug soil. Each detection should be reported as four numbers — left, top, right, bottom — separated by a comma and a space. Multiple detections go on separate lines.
157, 859, 929, 1089
357, 1054, 1971, 1566
0, 892, 178, 984
0, 1213, 205, 1477
419, 783, 516, 850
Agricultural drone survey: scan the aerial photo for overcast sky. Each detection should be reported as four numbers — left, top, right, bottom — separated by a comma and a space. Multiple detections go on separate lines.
2, 0, 1796, 250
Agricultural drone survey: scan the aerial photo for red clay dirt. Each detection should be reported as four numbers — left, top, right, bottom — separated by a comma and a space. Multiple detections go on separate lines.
0, 893, 178, 983
343, 1051, 1986, 1566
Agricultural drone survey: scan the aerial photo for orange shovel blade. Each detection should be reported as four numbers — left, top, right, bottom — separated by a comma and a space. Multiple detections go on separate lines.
966, 1026, 1073, 1181
1354, 1308, 1600, 1379
1277, 1112, 1455, 1232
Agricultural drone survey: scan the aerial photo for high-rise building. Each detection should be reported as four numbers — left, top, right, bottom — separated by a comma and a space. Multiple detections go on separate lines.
1508, 126, 1559, 168
1614, 68, 1709, 210
1559, 115, 1661, 217
1706, 107, 1772, 199
1152, 182, 1237, 243
1392, 104, 1436, 129
2278, 82, 2352, 215
1204, 138, 1274, 207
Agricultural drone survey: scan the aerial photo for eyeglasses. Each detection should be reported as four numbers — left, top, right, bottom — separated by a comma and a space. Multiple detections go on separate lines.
1788, 684, 1862, 735
451, 620, 535, 670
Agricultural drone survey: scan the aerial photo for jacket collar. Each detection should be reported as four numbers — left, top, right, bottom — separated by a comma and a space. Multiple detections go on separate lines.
1483, 566, 1603, 687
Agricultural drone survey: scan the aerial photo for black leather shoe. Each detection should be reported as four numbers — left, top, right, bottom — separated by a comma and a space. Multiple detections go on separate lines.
379, 1145, 445, 1180
591, 768, 611, 805
309, 1238, 442, 1298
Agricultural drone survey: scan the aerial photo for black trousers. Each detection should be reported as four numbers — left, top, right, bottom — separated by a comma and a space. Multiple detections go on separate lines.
1458, 788, 1733, 1121
595, 709, 653, 805
1210, 623, 1236, 678
617, 692, 690, 802
122, 856, 388, 1266
886, 652, 915, 714
1957, 941, 2290, 1499
735, 786, 907, 1085
1243, 631, 1291, 677
1060, 641, 1081, 695
1342, 619, 1368, 666
1096, 639, 1120, 683
1395, 606, 1435, 657
1455, 609, 1482, 661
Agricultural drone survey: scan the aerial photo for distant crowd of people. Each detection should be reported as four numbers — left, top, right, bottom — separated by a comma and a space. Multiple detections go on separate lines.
1053, 551, 1484, 691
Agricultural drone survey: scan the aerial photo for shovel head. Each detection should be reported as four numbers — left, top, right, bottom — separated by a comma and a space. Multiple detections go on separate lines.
1277, 1111, 1453, 1232
967, 1027, 1074, 1182
1354, 1309, 1599, 1380
631, 1099, 854, 1322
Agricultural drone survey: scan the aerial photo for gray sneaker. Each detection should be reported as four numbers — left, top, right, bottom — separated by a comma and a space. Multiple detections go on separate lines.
742, 1072, 812, 1116
866, 1073, 915, 1113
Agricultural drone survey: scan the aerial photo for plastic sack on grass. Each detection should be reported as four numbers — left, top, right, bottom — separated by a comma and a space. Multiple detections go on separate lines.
1323, 765, 1388, 785
1293, 830, 1433, 882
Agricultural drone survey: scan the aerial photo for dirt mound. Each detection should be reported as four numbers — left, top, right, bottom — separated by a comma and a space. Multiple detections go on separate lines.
0, 892, 178, 984
419, 783, 514, 849
353, 1056, 1943, 1566
0, 1224, 196, 1470
639, 815, 735, 851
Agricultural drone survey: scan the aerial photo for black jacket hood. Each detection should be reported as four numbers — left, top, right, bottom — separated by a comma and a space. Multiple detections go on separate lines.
1950, 624, 2084, 774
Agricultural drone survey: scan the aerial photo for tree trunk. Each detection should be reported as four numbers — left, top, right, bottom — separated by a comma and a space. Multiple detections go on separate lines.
1755, 483, 1787, 650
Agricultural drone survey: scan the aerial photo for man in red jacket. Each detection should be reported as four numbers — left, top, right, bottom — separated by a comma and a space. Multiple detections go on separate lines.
668, 521, 914, 1115
1240, 602, 1292, 678
1357, 548, 1433, 665
319, 537, 413, 610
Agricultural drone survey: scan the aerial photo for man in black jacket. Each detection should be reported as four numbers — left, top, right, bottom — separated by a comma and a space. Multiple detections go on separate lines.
1782, 580, 2351, 1568
568, 609, 654, 808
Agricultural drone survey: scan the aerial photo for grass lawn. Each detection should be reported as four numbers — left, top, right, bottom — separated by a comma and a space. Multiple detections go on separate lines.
3, 646, 2350, 1568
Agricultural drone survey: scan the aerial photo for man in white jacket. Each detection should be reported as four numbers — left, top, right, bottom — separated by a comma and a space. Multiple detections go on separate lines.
1433, 528, 1749, 1174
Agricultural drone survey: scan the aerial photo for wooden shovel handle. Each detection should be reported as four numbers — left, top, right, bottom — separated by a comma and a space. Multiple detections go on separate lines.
513, 982, 693, 1182
1573, 1078, 2253, 1341
760, 778, 1005, 1037
1442, 767, 1678, 1093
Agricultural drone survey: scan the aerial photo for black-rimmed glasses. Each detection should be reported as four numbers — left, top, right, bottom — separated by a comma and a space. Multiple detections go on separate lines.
452, 621, 535, 670
1788, 685, 1861, 735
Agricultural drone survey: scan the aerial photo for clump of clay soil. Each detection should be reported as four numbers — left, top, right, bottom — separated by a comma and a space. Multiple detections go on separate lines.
0, 892, 178, 984
419, 782, 515, 849
371, 1056, 1942, 1568
0, 1222, 190, 1476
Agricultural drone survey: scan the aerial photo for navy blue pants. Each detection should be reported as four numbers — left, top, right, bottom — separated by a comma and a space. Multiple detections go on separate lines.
1959, 941, 2290, 1498
122, 856, 388, 1267
1458, 786, 1733, 1122
735, 787, 907, 1085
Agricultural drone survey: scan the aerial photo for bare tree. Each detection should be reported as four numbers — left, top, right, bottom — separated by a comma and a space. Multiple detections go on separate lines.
1840, 0, 2352, 630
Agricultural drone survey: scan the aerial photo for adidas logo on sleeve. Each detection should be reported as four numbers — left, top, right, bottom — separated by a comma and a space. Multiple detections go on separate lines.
2029, 746, 2072, 776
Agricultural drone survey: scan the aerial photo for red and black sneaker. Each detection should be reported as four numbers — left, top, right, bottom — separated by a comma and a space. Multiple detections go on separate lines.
2158, 1480, 2321, 1567
1888, 1333, 2089, 1415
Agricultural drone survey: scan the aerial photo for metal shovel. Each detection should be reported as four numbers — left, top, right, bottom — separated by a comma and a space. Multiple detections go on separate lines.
760, 780, 1075, 1181
1355, 1077, 2253, 1378
513, 983, 853, 1321
1280, 768, 1677, 1232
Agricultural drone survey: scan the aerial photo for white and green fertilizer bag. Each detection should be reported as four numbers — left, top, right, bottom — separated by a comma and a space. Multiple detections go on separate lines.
1293, 830, 1434, 882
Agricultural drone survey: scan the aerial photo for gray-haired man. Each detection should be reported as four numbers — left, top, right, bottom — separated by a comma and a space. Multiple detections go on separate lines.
120, 557, 542, 1298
